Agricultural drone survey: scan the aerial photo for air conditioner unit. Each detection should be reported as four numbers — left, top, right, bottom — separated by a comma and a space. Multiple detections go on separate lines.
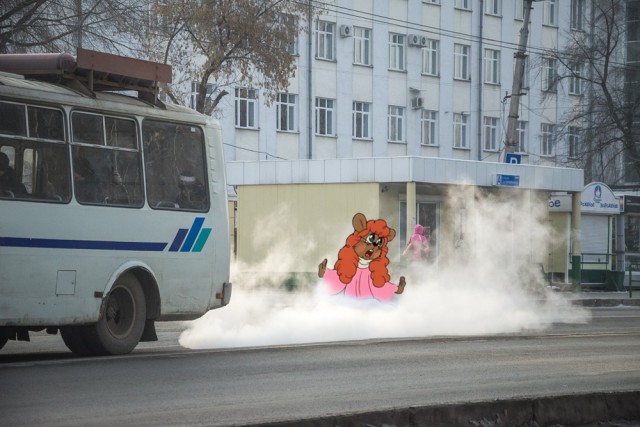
420, 36, 428, 47
411, 97, 424, 109
340, 25, 353, 37
408, 34, 421, 47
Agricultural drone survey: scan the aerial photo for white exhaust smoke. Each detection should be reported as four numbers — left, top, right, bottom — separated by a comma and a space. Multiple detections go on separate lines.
180, 188, 590, 349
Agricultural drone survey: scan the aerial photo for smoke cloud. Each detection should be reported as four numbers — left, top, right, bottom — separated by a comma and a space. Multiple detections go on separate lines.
179, 188, 590, 349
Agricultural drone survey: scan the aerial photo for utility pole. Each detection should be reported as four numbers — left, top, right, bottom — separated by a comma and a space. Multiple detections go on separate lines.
504, 0, 537, 156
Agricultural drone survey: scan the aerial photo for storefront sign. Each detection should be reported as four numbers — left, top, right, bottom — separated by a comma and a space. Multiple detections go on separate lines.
580, 182, 620, 215
548, 194, 572, 212
622, 195, 640, 214
495, 174, 520, 187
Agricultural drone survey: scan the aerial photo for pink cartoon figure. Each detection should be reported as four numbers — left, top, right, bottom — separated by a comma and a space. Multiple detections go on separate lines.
318, 213, 406, 302
402, 224, 429, 261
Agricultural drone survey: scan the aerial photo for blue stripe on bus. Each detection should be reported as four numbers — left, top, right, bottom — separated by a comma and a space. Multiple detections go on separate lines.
192, 228, 211, 252
180, 217, 204, 252
168, 229, 188, 252
0, 237, 167, 251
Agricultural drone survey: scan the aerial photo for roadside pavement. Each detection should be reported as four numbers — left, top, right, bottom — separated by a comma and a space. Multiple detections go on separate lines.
566, 290, 640, 307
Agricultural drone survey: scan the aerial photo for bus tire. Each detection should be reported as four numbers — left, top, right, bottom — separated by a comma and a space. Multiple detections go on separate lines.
0, 328, 9, 350
92, 272, 146, 355
60, 326, 95, 356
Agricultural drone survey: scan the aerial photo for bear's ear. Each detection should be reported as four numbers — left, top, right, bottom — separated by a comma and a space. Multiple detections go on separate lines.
352, 213, 367, 232
387, 228, 396, 242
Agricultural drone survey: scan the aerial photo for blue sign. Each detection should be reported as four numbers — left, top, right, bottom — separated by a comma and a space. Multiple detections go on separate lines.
505, 153, 522, 164
496, 174, 520, 187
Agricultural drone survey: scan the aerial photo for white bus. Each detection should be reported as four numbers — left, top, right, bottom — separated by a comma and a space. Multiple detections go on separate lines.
0, 49, 231, 356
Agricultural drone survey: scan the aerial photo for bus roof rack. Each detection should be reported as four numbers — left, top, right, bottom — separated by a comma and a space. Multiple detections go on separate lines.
0, 48, 172, 106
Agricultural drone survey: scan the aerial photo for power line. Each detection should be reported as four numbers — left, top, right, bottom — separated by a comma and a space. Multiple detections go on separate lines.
223, 142, 288, 160
299, 0, 636, 72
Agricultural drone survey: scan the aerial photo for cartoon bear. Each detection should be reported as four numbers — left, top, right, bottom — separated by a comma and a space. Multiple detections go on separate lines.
318, 213, 406, 302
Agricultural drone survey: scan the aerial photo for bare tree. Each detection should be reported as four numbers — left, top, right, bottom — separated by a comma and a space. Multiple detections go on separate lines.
149, 0, 319, 115
545, 0, 639, 185
0, 0, 150, 55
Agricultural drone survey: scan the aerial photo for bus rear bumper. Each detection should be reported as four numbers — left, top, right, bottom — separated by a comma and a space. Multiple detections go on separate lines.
215, 282, 232, 307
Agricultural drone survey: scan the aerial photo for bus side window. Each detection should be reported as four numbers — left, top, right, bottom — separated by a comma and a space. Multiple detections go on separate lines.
0, 102, 27, 136
143, 120, 209, 211
0, 146, 26, 198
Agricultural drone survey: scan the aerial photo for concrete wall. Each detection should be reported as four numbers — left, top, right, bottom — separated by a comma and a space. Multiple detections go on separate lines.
236, 183, 381, 273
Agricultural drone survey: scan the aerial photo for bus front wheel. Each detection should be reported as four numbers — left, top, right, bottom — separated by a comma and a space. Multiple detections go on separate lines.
62, 273, 146, 356
0, 328, 8, 350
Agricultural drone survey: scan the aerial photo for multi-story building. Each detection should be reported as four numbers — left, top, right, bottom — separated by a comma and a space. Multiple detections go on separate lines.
217, 0, 587, 168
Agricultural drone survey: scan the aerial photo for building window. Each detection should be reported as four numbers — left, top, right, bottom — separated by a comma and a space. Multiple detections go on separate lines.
542, 57, 557, 91
571, 0, 585, 31
315, 98, 335, 136
352, 101, 372, 139
517, 121, 527, 152
568, 126, 581, 158
389, 33, 406, 71
353, 27, 372, 66
515, 0, 525, 19
485, 0, 501, 15
454, 44, 470, 80
425, 0, 440, 3
569, 63, 584, 95
235, 87, 258, 129
279, 14, 298, 55
190, 81, 214, 111
422, 39, 439, 76
540, 123, 555, 156
316, 20, 335, 60
453, 113, 468, 148
421, 110, 438, 146
543, 0, 557, 26
484, 49, 500, 84
483, 117, 499, 151
455, 0, 471, 10
276, 93, 297, 132
388, 106, 404, 142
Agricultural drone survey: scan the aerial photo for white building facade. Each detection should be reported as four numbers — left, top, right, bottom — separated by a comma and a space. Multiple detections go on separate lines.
217, 0, 587, 167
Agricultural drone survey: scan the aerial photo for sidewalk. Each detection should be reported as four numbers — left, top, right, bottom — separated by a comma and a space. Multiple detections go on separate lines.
565, 291, 640, 307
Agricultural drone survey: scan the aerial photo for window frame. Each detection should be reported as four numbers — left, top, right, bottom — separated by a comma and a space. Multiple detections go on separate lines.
353, 26, 372, 66
568, 126, 581, 158
517, 121, 527, 153
422, 39, 439, 76
543, 0, 557, 26
389, 33, 406, 71
454, 44, 470, 80
316, 20, 336, 61
485, 0, 501, 16
541, 57, 557, 92
421, 110, 438, 146
540, 123, 555, 156
568, 63, 584, 95
387, 105, 405, 142
352, 101, 372, 139
315, 97, 335, 136
570, 0, 585, 31
483, 116, 500, 151
276, 93, 297, 132
455, 0, 471, 11
453, 113, 469, 149
234, 87, 258, 129
484, 48, 500, 84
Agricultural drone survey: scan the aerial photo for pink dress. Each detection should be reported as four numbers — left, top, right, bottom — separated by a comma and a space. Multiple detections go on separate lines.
323, 267, 398, 302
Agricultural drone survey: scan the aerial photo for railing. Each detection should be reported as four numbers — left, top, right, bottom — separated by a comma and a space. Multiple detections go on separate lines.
628, 263, 640, 298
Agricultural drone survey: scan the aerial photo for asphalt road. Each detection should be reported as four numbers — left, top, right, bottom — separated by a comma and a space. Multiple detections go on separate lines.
1, 307, 639, 426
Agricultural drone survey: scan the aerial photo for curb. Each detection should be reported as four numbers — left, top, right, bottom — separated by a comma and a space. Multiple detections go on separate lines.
572, 298, 640, 307
254, 391, 640, 427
